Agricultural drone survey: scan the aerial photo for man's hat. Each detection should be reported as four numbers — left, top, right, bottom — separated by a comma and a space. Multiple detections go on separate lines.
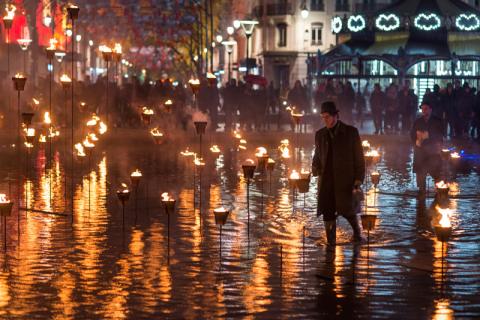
320, 101, 339, 115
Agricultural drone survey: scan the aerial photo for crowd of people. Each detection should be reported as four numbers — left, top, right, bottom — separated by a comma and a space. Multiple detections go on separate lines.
4, 73, 478, 143
315, 78, 480, 141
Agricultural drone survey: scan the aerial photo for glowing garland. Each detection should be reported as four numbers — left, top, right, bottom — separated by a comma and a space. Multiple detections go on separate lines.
455, 13, 480, 31
331, 16, 343, 34
414, 13, 441, 31
375, 13, 400, 31
347, 15, 366, 32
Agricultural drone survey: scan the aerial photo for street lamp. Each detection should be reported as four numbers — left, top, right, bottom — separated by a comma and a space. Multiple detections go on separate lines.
227, 26, 235, 35
3, 4, 15, 77
239, 19, 258, 74
300, 1, 309, 19
99, 45, 113, 124
17, 39, 32, 73
216, 35, 223, 43
67, 3, 79, 221
222, 40, 236, 82
233, 20, 241, 29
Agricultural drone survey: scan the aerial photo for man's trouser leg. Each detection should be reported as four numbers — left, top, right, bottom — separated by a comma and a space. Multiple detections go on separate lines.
416, 171, 427, 195
324, 219, 336, 247
345, 215, 364, 242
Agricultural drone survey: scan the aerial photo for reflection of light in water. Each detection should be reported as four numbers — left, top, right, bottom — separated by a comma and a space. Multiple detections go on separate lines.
433, 240, 448, 288
244, 253, 272, 314
365, 189, 380, 215
433, 298, 453, 320
0, 272, 10, 308
24, 179, 33, 209
334, 246, 345, 298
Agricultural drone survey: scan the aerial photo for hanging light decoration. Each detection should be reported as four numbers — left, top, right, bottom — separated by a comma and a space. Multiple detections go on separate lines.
347, 15, 366, 32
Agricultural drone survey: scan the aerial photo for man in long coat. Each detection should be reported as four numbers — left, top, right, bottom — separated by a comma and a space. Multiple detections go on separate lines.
410, 103, 443, 195
312, 101, 366, 247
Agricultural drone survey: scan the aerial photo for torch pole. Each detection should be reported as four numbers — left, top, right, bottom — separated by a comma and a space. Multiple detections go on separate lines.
122, 202, 125, 232
17, 90, 21, 238
49, 57, 53, 208
219, 225, 222, 265
3, 215, 6, 252
64, 89, 68, 210
71, 18, 75, 222
167, 210, 170, 264
247, 178, 250, 237
106, 60, 109, 125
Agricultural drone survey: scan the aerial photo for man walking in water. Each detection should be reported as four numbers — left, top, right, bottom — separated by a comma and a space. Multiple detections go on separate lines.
312, 101, 366, 248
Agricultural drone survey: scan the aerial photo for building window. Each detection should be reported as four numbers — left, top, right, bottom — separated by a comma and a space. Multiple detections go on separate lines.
335, 0, 349, 11
277, 23, 287, 47
310, 0, 324, 11
311, 23, 322, 45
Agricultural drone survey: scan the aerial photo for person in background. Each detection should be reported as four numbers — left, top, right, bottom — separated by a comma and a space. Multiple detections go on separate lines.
370, 83, 385, 135
410, 103, 444, 197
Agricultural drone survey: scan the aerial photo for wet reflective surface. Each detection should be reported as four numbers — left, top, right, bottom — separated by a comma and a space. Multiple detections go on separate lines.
0, 132, 479, 318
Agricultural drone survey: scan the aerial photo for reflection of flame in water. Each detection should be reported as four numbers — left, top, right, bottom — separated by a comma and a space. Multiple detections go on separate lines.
450, 152, 460, 159
161, 192, 174, 201
210, 144, 220, 153
362, 140, 370, 148
365, 149, 380, 157
433, 299, 453, 320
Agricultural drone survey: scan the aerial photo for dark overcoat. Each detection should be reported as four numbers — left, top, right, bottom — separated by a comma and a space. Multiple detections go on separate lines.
410, 115, 443, 174
312, 121, 365, 217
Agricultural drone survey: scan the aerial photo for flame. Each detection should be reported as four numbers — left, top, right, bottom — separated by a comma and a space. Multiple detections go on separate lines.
24, 142, 33, 148
99, 121, 107, 134
450, 152, 460, 159
150, 127, 163, 137
194, 156, 205, 166
119, 183, 129, 193
188, 78, 200, 86
436, 180, 449, 189
210, 145, 220, 153
44, 111, 52, 124
47, 38, 57, 50
436, 206, 452, 228
238, 144, 246, 151
4, 4, 15, 20
0, 194, 9, 203
180, 148, 195, 157
255, 147, 268, 157
165, 99, 173, 106
60, 74, 71, 83
300, 169, 310, 175
26, 128, 35, 137
32, 98, 40, 105
86, 118, 97, 126
99, 45, 112, 53
48, 127, 59, 137
83, 137, 94, 148
75, 143, 85, 157
214, 207, 228, 213
206, 72, 216, 79
279, 139, 290, 159
39, 134, 46, 143
362, 140, 370, 148
268, 158, 275, 164
161, 192, 174, 202
131, 169, 142, 177
239, 139, 247, 145
88, 133, 98, 141
142, 107, 154, 115
289, 170, 300, 180
233, 130, 242, 139
17, 38, 31, 49
14, 72, 25, 79
365, 149, 380, 157
243, 159, 255, 166
114, 43, 122, 54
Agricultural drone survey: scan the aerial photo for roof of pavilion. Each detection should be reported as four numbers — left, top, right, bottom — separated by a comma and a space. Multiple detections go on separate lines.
319, 0, 480, 71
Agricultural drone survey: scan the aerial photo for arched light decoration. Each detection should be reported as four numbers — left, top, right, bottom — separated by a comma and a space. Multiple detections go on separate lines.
414, 13, 441, 31
347, 15, 366, 32
331, 16, 343, 34
375, 13, 400, 31
456, 13, 480, 31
